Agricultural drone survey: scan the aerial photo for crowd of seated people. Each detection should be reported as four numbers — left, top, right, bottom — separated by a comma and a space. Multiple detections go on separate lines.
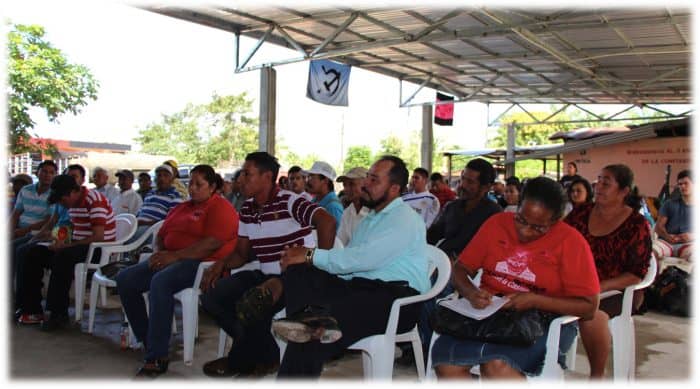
8, 153, 688, 381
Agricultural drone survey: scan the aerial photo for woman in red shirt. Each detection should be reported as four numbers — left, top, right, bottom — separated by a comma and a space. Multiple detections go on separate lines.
565, 164, 651, 378
432, 177, 600, 379
116, 164, 239, 378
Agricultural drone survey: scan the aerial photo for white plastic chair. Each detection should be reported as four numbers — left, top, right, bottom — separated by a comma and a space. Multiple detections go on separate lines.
599, 254, 658, 381
88, 220, 163, 333
74, 213, 138, 322
340, 245, 450, 380
173, 260, 215, 365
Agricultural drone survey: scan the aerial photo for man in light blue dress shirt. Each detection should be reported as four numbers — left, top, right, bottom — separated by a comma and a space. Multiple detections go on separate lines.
273, 155, 430, 378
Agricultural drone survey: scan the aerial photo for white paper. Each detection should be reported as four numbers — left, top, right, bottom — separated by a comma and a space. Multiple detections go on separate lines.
438, 296, 509, 320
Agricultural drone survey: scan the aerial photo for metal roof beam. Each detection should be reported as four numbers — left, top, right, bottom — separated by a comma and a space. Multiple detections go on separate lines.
309, 12, 359, 57
236, 24, 274, 71
400, 76, 433, 107
408, 9, 464, 41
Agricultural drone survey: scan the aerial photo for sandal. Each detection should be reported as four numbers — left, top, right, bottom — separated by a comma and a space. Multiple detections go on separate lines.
135, 358, 169, 378
236, 286, 274, 327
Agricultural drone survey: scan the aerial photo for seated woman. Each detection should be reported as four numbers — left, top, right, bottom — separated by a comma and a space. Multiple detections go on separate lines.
503, 177, 522, 213
116, 164, 239, 377
432, 177, 600, 380
564, 177, 593, 216
565, 164, 651, 378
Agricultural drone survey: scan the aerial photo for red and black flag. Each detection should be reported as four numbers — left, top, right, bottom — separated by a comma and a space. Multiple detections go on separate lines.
434, 92, 454, 126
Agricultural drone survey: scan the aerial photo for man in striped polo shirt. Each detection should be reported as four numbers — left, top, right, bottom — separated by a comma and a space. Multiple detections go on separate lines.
129, 164, 183, 241
10, 161, 57, 265
401, 167, 440, 228
16, 174, 116, 331
200, 151, 336, 378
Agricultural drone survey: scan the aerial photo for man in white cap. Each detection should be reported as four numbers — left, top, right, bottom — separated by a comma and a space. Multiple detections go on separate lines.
336, 166, 369, 246
303, 161, 343, 230
112, 169, 143, 215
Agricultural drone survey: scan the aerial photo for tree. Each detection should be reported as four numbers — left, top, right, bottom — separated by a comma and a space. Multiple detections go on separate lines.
7, 24, 99, 154
343, 146, 373, 169
135, 93, 258, 166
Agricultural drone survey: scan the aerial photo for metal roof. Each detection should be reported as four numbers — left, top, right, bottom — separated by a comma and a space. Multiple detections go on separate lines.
504, 117, 690, 163
141, 5, 690, 105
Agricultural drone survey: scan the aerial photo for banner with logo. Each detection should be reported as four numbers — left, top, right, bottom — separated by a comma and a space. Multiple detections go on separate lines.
306, 59, 351, 106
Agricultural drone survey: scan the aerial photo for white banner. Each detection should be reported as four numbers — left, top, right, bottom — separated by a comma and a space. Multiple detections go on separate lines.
306, 59, 351, 106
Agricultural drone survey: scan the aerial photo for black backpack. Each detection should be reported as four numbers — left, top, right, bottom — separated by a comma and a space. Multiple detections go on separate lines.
644, 265, 691, 317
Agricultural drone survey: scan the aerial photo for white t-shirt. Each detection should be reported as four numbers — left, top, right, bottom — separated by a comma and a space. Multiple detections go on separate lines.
401, 190, 440, 228
337, 203, 369, 246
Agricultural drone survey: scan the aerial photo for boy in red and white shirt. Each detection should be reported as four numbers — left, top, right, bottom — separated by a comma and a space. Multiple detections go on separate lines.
16, 174, 115, 330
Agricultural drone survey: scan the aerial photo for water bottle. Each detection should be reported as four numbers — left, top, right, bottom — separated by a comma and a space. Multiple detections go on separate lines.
120, 322, 129, 350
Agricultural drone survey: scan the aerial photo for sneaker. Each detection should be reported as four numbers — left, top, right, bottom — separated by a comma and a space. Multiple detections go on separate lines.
17, 313, 44, 325
39, 313, 69, 332
272, 306, 342, 344
202, 357, 236, 378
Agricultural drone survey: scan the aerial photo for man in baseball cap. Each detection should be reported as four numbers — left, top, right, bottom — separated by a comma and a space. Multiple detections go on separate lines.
303, 161, 343, 230
113, 169, 142, 215
335, 167, 369, 246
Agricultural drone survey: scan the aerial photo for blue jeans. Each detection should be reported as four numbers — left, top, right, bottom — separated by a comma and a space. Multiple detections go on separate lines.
116, 259, 201, 360
11, 235, 33, 308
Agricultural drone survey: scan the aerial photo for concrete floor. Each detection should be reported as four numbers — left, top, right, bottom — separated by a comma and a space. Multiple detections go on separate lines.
8, 293, 691, 381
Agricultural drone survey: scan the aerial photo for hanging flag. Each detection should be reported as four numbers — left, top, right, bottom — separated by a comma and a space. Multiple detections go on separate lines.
306, 59, 351, 106
434, 92, 454, 126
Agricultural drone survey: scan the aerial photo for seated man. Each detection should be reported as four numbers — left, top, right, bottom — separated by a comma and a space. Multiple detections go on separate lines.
304, 161, 344, 230
16, 174, 116, 330
130, 164, 184, 241
402, 167, 440, 228
136, 172, 152, 200
199, 152, 335, 378
429, 172, 456, 210
287, 165, 312, 201
111, 169, 143, 215
336, 166, 369, 246
427, 158, 502, 260
272, 155, 430, 378
654, 169, 692, 259
91, 166, 120, 204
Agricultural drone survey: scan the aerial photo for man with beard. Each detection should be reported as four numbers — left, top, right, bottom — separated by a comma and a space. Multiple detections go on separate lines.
427, 158, 502, 260
272, 155, 430, 378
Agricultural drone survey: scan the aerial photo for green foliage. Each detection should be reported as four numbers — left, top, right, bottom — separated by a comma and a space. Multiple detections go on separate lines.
7, 24, 99, 154
378, 131, 447, 172
343, 146, 373, 170
135, 93, 259, 166
487, 110, 575, 149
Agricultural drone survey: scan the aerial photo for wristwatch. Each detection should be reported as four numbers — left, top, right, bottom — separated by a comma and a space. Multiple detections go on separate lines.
305, 248, 315, 265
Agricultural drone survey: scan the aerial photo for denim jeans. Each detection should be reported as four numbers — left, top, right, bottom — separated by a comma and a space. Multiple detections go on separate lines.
116, 259, 202, 360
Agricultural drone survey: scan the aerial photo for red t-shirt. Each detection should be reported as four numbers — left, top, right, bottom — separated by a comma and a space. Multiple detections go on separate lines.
458, 212, 600, 297
69, 187, 116, 242
430, 186, 457, 210
158, 194, 239, 261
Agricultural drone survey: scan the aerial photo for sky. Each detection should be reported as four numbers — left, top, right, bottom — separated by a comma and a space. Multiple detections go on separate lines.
3, 0, 493, 169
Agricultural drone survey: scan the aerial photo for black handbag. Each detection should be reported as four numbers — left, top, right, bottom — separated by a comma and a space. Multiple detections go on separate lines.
429, 304, 556, 347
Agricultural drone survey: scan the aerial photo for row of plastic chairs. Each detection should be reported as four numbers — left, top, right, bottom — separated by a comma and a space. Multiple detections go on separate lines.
72, 217, 656, 380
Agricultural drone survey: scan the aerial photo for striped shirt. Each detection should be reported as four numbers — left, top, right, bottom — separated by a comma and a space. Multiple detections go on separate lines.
137, 187, 183, 223
239, 189, 321, 275
401, 190, 440, 228
13, 183, 52, 228
69, 187, 116, 241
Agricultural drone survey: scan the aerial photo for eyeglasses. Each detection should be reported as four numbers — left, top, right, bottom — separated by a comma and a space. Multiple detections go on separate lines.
514, 212, 551, 234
